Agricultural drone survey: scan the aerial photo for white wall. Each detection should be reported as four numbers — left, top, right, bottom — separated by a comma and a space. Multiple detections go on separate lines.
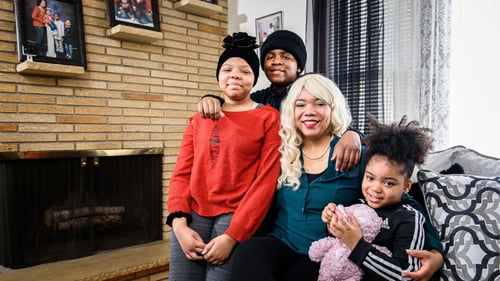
228, 0, 307, 91
448, 0, 500, 157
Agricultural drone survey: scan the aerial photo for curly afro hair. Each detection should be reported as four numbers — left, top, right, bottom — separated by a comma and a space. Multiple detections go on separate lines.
364, 113, 433, 179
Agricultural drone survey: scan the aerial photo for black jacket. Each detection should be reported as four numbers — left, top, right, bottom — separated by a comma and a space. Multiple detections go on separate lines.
250, 85, 289, 111
349, 199, 426, 281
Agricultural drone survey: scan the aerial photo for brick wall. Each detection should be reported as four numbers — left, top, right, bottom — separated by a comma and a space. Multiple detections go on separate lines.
0, 0, 228, 240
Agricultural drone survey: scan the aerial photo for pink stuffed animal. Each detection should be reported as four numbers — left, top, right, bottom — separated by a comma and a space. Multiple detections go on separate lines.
309, 203, 392, 281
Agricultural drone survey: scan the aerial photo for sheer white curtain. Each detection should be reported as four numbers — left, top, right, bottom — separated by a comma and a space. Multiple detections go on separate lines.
386, 0, 452, 150
419, 0, 452, 150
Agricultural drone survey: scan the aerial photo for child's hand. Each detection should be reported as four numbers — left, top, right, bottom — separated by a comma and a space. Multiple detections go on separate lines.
172, 218, 206, 261
321, 203, 337, 225
328, 210, 363, 249
202, 234, 237, 265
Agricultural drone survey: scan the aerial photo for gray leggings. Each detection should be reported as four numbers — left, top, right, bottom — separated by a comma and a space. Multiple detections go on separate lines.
169, 211, 234, 281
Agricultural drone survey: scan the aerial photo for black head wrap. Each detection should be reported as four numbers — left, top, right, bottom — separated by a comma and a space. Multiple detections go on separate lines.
216, 32, 260, 86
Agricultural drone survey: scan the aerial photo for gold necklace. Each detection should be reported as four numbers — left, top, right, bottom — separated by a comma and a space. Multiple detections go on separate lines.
302, 144, 330, 160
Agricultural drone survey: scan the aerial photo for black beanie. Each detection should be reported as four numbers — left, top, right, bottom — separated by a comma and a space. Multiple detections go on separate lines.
259, 30, 307, 73
216, 32, 260, 86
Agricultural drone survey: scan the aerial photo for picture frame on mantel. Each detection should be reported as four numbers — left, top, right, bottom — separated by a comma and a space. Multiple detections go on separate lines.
14, 0, 87, 68
107, 0, 160, 32
255, 11, 282, 45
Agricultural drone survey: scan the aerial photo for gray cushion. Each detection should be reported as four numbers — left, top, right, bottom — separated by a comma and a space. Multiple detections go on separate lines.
453, 148, 500, 177
412, 146, 500, 182
411, 145, 466, 182
418, 169, 499, 281
425, 146, 467, 173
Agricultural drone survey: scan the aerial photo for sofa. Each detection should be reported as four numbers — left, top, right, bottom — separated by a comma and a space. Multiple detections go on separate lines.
410, 145, 499, 281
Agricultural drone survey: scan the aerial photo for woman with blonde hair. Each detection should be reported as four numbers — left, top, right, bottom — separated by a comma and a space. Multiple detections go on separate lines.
278, 73, 355, 190
231, 73, 366, 281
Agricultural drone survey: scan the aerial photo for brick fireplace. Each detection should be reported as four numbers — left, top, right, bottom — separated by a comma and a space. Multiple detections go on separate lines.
0, 148, 163, 269
0, 0, 229, 277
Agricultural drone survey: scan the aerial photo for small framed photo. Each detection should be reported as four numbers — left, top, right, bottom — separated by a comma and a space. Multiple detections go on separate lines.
14, 0, 87, 67
255, 11, 282, 45
107, 0, 160, 32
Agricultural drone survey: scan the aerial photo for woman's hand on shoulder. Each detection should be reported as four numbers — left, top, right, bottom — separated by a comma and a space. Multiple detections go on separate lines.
332, 130, 361, 172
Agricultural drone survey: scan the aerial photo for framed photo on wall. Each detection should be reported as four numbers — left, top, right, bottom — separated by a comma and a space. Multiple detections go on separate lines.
255, 11, 282, 45
14, 0, 87, 67
107, 0, 160, 32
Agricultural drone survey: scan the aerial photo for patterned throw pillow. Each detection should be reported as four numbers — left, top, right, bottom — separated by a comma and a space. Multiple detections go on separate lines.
418, 169, 500, 281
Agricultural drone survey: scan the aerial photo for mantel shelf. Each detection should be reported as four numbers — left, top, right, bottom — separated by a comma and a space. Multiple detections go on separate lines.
106, 24, 163, 43
16, 61, 85, 77
174, 0, 223, 17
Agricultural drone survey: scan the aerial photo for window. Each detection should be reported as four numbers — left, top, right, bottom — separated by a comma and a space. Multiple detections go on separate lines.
310, 0, 499, 156
311, 0, 388, 133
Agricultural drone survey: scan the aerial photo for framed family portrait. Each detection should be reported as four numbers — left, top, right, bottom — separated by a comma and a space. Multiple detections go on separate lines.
255, 11, 282, 45
14, 0, 87, 67
107, 0, 160, 32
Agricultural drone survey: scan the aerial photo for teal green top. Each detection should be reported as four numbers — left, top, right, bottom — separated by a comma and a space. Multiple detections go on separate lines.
271, 137, 366, 254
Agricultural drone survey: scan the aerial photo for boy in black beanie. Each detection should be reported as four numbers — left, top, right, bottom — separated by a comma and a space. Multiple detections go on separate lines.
200, 30, 306, 112
250, 30, 307, 110
198, 30, 361, 172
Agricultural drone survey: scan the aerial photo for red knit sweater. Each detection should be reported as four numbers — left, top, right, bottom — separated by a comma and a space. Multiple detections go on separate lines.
168, 105, 281, 242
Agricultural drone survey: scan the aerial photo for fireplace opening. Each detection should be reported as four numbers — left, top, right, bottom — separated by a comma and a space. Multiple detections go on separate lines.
0, 149, 163, 269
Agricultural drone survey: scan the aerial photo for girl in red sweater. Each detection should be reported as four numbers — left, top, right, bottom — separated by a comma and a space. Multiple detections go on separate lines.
166, 32, 282, 281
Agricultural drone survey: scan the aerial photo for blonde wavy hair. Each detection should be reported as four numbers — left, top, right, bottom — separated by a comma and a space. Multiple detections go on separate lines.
277, 74, 351, 190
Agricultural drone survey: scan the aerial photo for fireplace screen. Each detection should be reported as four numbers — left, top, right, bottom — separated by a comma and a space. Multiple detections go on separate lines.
0, 149, 163, 268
